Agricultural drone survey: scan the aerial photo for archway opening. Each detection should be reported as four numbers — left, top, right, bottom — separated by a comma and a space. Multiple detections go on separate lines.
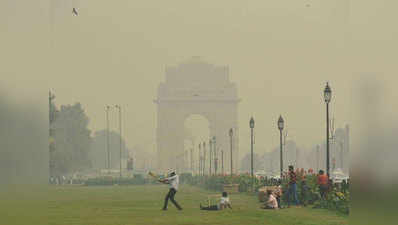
183, 114, 210, 174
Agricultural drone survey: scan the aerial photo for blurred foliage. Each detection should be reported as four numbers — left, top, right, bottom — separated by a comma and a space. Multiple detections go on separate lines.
50, 102, 92, 176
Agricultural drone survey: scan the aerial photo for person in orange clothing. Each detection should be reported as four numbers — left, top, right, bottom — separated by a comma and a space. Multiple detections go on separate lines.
317, 170, 329, 200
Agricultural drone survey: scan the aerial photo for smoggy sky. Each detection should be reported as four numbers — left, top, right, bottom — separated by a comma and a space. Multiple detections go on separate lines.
1, 0, 397, 159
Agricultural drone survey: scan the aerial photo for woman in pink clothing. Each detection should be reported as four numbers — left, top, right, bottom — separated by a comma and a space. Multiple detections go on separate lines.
262, 190, 279, 210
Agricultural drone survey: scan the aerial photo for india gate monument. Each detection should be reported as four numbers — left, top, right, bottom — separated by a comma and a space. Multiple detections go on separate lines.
154, 57, 240, 172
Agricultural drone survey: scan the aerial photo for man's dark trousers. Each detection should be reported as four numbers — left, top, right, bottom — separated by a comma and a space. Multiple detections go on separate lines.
163, 188, 182, 210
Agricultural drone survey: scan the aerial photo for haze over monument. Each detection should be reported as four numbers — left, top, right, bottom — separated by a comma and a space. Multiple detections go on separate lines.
4, 0, 392, 168
154, 57, 240, 170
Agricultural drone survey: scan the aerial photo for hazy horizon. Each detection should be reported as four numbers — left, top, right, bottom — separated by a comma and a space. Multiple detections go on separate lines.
50, 0, 351, 158
2, 0, 396, 161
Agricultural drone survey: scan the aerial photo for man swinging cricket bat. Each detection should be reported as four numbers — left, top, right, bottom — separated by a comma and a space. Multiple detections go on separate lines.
151, 169, 182, 211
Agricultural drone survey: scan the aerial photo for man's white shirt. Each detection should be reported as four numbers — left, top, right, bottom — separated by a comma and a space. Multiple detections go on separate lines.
220, 197, 230, 204
165, 174, 179, 190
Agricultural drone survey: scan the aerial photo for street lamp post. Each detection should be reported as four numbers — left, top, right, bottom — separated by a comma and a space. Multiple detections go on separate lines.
209, 138, 212, 175
278, 115, 284, 179
115, 105, 122, 181
323, 82, 332, 177
229, 128, 233, 176
213, 136, 217, 175
316, 144, 320, 172
203, 142, 206, 176
199, 143, 202, 175
221, 149, 224, 175
105, 105, 111, 171
191, 148, 194, 173
250, 117, 255, 191
339, 141, 344, 169
184, 150, 188, 172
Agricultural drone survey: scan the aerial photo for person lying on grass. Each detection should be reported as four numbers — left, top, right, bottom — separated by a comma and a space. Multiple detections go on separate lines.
261, 190, 279, 210
200, 192, 232, 211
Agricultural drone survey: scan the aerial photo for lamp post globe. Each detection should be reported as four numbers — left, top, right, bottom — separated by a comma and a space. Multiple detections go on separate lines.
278, 115, 284, 131
324, 82, 332, 103
250, 117, 255, 129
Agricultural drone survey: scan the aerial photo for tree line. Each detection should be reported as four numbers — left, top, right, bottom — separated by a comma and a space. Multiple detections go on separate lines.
49, 99, 91, 177
49, 94, 130, 177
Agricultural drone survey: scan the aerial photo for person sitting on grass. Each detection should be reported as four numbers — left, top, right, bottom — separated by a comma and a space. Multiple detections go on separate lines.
261, 190, 279, 210
200, 192, 232, 211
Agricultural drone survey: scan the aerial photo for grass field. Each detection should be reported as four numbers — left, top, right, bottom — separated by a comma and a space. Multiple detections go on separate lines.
1, 185, 348, 225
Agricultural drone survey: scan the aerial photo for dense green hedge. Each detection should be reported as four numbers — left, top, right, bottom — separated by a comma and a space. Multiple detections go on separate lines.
180, 173, 282, 192
312, 186, 350, 214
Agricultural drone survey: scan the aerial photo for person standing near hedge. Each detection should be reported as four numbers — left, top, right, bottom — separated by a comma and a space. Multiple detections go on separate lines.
160, 170, 182, 211
317, 170, 329, 200
287, 165, 300, 207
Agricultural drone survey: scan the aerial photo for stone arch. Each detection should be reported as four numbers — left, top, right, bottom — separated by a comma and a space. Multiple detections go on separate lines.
154, 57, 240, 172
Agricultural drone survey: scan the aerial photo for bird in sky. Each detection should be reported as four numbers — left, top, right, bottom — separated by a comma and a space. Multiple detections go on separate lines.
72, 7, 78, 16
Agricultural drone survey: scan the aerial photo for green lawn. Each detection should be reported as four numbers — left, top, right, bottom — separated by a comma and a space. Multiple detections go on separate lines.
1, 185, 348, 225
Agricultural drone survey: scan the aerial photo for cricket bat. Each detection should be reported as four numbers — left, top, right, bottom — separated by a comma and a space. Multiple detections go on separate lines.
148, 171, 159, 179
148, 171, 168, 183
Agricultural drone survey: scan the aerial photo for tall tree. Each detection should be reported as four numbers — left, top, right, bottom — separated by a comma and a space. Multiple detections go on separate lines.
51, 103, 92, 175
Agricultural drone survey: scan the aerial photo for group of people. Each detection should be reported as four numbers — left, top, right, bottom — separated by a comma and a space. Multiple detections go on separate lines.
261, 165, 334, 210
261, 165, 302, 210
159, 166, 337, 211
